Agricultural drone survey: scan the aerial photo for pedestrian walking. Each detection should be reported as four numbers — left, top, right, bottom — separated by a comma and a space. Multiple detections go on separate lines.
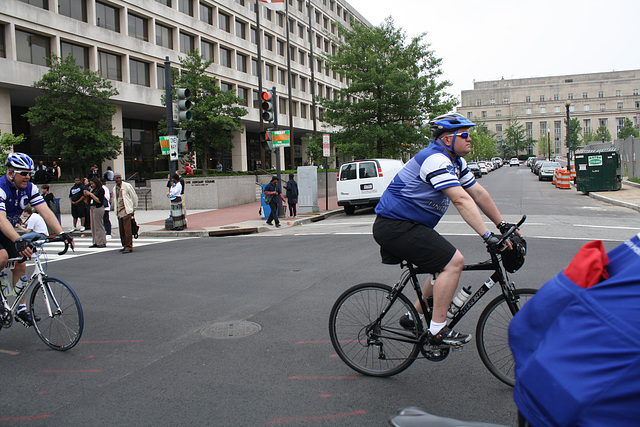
114, 173, 138, 253
264, 176, 286, 227
285, 173, 299, 217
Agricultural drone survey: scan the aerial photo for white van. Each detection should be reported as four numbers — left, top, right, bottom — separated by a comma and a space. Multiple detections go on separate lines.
336, 159, 404, 215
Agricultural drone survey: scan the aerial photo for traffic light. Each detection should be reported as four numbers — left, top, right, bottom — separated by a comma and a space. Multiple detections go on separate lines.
260, 90, 274, 122
178, 129, 192, 153
261, 130, 273, 152
176, 88, 192, 122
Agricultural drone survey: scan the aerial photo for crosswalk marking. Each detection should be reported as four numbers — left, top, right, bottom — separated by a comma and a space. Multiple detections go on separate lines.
26, 237, 187, 265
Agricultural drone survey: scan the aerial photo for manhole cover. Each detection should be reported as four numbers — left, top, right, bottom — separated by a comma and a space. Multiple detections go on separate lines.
201, 321, 261, 339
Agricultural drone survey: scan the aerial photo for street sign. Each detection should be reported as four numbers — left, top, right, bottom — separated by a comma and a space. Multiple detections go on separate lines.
169, 136, 179, 161
323, 134, 330, 157
271, 130, 290, 148
160, 136, 171, 155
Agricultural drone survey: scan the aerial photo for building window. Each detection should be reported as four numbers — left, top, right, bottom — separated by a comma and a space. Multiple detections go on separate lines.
60, 41, 89, 69
600, 103, 606, 112
264, 34, 273, 51
278, 68, 286, 85
300, 77, 306, 92
250, 27, 257, 44
179, 32, 194, 54
201, 40, 214, 62
18, 0, 48, 8
525, 96, 530, 103
584, 104, 589, 112
0, 25, 4, 58
617, 102, 623, 110
503, 97, 509, 104
599, 91, 604, 98
96, 1, 120, 32
220, 47, 232, 68
279, 97, 287, 114
155, 0, 171, 6
540, 121, 547, 135
540, 95, 545, 102
59, 0, 87, 21
617, 118, 625, 135
489, 98, 495, 105
157, 65, 166, 89
467, 112, 472, 119
567, 93, 573, 100
220, 82, 233, 93
525, 122, 533, 138
636, 101, 640, 109
481, 111, 487, 118
235, 86, 248, 106
219, 12, 231, 32
526, 108, 532, 115
555, 106, 560, 113
16, 30, 50, 67
583, 119, 590, 135
298, 50, 305, 65
553, 94, 559, 101
235, 20, 246, 39
583, 92, 588, 99
496, 110, 501, 117
236, 0, 245, 5
540, 107, 546, 114
277, 39, 285, 56
298, 24, 305, 39
155, 23, 173, 49
634, 89, 639, 96
98, 50, 121, 81
129, 59, 149, 86
496, 124, 502, 133
616, 90, 621, 97
200, 3, 213, 25
178, 0, 193, 15
128, 14, 148, 42
599, 118, 607, 128
301, 103, 307, 119
251, 58, 258, 76
477, 99, 482, 106
236, 53, 247, 72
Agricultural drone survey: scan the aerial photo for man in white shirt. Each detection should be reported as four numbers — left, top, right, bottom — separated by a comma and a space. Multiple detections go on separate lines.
17, 205, 48, 235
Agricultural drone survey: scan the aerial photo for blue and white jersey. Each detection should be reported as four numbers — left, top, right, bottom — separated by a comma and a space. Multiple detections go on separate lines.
0, 175, 45, 233
374, 141, 477, 228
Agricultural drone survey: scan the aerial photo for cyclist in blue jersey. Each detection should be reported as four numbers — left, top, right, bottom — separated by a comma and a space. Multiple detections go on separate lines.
373, 113, 516, 346
0, 153, 73, 326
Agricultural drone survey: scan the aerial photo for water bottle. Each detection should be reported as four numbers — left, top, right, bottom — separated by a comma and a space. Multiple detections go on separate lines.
447, 286, 472, 320
0, 272, 14, 297
14, 276, 29, 294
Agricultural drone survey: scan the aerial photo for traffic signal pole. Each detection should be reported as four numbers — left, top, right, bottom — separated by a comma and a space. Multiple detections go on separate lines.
164, 57, 176, 177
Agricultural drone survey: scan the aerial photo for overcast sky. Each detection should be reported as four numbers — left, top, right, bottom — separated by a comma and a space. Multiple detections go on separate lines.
343, 0, 639, 100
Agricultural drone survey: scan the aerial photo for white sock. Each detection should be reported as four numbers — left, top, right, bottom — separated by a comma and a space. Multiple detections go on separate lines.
17, 304, 26, 312
429, 320, 447, 335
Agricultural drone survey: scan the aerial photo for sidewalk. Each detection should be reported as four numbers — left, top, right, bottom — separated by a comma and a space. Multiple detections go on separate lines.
61, 180, 639, 239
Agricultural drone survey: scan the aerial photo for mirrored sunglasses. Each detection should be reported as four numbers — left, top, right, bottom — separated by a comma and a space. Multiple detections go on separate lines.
15, 171, 34, 177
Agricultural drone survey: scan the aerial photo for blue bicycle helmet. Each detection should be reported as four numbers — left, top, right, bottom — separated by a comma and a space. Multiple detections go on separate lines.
5, 152, 35, 171
429, 113, 476, 139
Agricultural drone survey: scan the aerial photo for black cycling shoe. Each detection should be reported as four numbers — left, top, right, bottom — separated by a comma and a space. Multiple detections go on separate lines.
399, 314, 417, 331
428, 327, 472, 347
16, 310, 40, 326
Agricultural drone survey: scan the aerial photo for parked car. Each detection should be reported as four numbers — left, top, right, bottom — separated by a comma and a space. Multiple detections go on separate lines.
533, 159, 546, 175
468, 162, 482, 178
477, 161, 489, 174
538, 161, 562, 181
509, 158, 520, 167
491, 157, 503, 168
336, 159, 404, 215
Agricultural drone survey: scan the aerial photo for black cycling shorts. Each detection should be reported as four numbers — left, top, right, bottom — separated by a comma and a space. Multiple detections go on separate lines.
372, 216, 456, 274
0, 233, 20, 259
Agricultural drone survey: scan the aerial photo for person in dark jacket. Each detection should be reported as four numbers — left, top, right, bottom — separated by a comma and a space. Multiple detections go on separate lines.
285, 173, 299, 217
264, 176, 286, 227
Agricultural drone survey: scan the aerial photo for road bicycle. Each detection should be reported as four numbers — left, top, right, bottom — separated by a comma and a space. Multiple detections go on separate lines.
329, 216, 534, 386
0, 233, 83, 351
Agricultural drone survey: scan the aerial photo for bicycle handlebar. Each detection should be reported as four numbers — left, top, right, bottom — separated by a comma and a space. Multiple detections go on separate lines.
15, 233, 73, 262
495, 215, 526, 248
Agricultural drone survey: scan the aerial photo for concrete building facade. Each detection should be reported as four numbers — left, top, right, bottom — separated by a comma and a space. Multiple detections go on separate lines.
0, 0, 367, 178
457, 70, 640, 158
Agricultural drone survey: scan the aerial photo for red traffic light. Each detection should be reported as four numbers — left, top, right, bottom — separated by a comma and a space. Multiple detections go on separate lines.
260, 91, 272, 102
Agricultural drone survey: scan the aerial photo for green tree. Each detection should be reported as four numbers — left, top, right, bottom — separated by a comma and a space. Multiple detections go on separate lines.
0, 132, 26, 175
567, 118, 583, 151
468, 123, 496, 160
25, 54, 122, 173
318, 17, 455, 159
582, 127, 598, 143
161, 51, 247, 173
593, 123, 611, 143
504, 118, 526, 157
539, 131, 553, 160
617, 117, 640, 140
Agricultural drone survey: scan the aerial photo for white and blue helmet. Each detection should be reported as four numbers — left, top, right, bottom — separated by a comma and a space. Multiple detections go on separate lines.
5, 152, 35, 171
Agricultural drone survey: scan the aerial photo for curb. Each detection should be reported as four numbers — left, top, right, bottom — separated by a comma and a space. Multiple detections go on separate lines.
586, 180, 640, 213
139, 208, 344, 238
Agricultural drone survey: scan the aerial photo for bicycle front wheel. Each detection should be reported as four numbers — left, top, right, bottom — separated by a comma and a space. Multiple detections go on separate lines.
329, 283, 422, 377
476, 288, 537, 386
30, 277, 84, 351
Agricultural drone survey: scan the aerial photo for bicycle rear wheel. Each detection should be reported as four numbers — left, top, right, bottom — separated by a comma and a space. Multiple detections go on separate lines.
30, 277, 84, 351
329, 283, 422, 377
476, 288, 537, 386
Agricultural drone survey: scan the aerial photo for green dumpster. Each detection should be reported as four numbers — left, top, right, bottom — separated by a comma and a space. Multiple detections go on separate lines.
574, 148, 622, 192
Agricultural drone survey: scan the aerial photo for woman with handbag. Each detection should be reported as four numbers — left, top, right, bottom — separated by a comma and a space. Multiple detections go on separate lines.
83, 177, 106, 248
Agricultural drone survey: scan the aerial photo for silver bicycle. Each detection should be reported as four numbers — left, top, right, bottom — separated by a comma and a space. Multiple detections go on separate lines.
0, 232, 83, 350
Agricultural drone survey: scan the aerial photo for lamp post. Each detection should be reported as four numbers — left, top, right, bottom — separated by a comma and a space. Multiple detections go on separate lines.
547, 128, 552, 161
565, 100, 571, 172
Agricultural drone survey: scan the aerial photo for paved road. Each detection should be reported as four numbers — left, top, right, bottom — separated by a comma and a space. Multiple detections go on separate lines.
1, 166, 637, 426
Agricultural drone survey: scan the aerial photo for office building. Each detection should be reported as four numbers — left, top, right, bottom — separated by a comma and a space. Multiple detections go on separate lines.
0, 0, 367, 177
457, 70, 640, 157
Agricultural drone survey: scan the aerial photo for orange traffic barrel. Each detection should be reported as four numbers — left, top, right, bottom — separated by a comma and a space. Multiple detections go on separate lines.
557, 170, 571, 189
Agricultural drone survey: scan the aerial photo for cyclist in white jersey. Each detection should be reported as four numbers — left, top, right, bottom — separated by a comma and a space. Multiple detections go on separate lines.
373, 113, 516, 346
0, 153, 73, 326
